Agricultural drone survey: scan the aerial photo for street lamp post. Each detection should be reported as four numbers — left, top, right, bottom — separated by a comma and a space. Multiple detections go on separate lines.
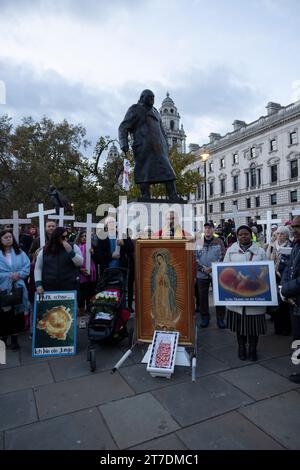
201, 148, 209, 223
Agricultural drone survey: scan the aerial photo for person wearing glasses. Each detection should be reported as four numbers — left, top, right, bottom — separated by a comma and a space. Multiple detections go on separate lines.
34, 227, 83, 294
281, 216, 300, 383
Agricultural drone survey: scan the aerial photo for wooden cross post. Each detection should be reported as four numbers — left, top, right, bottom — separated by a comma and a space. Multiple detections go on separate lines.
27, 204, 56, 247
256, 210, 282, 245
74, 214, 98, 274
48, 208, 75, 227
0, 210, 32, 243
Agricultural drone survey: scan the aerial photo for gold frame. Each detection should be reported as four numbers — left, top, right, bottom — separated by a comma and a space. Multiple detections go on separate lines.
135, 239, 195, 346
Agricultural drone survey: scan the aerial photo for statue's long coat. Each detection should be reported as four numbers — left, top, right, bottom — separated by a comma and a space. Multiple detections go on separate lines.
118, 104, 175, 184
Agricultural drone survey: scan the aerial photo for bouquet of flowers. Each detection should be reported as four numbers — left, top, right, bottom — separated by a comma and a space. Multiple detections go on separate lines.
95, 291, 119, 303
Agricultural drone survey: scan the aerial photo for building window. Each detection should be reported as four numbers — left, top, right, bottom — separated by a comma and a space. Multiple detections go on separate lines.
172, 137, 177, 145
209, 182, 214, 197
246, 172, 249, 188
233, 175, 239, 191
197, 184, 203, 200
272, 214, 278, 219
209, 204, 213, 214
290, 131, 297, 145
291, 160, 298, 178
208, 162, 213, 172
255, 196, 260, 207
271, 164, 278, 183
246, 198, 251, 208
220, 158, 225, 168
270, 139, 277, 151
170, 109, 174, 113
247, 216, 252, 225
257, 168, 261, 186
250, 147, 256, 158
164, 108, 168, 113
220, 202, 225, 212
220, 179, 225, 194
250, 167, 256, 187
271, 193, 277, 205
233, 153, 238, 165
170, 120, 175, 131
233, 200, 238, 208
291, 190, 298, 203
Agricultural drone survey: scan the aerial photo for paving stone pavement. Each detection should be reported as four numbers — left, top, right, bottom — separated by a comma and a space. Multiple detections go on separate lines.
1, 318, 299, 450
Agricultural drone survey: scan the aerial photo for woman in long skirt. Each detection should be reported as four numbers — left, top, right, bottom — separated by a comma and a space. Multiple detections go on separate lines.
224, 225, 267, 361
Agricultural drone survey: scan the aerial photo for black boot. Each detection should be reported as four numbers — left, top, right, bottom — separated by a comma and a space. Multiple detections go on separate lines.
165, 181, 183, 202
10, 334, 20, 351
248, 336, 258, 361
237, 333, 247, 360
139, 183, 151, 201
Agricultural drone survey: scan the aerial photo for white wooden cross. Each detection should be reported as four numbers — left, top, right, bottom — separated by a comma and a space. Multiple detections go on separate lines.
0, 210, 32, 243
224, 206, 251, 229
194, 213, 205, 235
74, 214, 98, 274
48, 208, 75, 227
27, 204, 56, 248
256, 210, 282, 245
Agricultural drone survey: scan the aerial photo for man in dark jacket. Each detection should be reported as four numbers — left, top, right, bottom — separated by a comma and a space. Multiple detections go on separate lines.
281, 215, 300, 383
118, 89, 181, 201
196, 222, 226, 328
29, 220, 56, 255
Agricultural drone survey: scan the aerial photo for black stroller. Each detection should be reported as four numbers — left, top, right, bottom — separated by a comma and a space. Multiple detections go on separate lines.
86, 267, 131, 372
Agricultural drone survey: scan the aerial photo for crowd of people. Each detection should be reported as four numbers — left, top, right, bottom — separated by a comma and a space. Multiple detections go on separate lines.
0, 213, 299, 383
194, 217, 300, 382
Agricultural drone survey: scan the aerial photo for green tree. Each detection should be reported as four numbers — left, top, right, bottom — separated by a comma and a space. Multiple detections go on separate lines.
127, 146, 203, 199
97, 153, 126, 207
0, 115, 98, 218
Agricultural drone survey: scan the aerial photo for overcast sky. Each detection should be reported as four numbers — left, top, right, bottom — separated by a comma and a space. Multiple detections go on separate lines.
1, 0, 300, 159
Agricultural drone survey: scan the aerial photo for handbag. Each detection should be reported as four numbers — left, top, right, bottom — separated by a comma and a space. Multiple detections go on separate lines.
0, 282, 23, 308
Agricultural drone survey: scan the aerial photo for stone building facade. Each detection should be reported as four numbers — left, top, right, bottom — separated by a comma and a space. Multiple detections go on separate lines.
189, 100, 300, 227
159, 92, 186, 153
107, 143, 119, 163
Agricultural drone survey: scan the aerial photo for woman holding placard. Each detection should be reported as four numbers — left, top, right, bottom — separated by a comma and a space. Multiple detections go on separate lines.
224, 225, 267, 361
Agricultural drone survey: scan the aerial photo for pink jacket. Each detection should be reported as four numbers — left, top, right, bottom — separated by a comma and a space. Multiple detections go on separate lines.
76, 243, 97, 284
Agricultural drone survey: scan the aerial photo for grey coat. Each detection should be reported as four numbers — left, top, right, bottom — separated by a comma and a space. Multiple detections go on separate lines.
118, 104, 175, 184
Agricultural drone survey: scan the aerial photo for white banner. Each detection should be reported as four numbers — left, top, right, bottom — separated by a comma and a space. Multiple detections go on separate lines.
122, 159, 130, 191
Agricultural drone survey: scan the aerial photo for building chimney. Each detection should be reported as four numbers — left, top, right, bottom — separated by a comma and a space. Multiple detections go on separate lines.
266, 102, 282, 115
209, 133, 221, 143
232, 120, 246, 131
189, 143, 200, 153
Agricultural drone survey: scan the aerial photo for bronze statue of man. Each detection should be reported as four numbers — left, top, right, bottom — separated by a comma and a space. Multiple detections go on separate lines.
48, 185, 72, 214
118, 89, 181, 201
